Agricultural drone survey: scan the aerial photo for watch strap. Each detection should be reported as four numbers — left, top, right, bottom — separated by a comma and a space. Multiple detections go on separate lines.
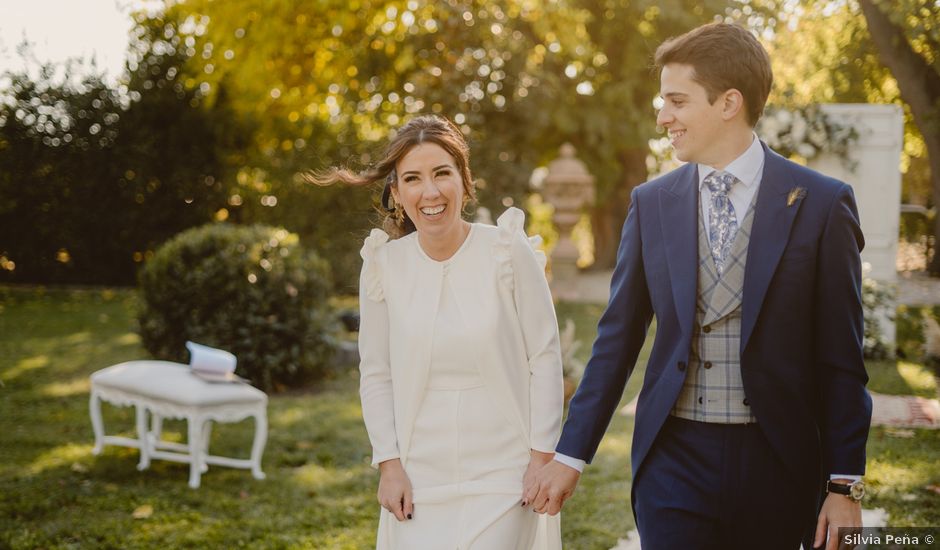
827, 481, 852, 495
827, 480, 865, 501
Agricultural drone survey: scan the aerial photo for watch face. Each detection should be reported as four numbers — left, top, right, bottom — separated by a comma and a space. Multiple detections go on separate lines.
850, 482, 866, 500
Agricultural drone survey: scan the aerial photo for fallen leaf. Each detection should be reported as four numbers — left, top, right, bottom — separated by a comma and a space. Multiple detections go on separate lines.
132, 504, 154, 519
239, 490, 250, 499
925, 485, 940, 495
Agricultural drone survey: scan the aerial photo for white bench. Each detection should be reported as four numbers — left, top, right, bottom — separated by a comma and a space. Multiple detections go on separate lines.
89, 360, 268, 488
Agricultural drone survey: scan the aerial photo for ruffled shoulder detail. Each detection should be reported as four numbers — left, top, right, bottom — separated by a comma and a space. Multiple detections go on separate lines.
495, 207, 547, 290
359, 228, 389, 302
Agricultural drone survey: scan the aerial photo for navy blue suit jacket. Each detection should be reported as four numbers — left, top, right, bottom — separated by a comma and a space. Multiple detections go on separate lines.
557, 143, 872, 499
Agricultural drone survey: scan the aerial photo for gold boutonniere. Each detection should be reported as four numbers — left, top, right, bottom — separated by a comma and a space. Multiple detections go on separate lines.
787, 187, 807, 207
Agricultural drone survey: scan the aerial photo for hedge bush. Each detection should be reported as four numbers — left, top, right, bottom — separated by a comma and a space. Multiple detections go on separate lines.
138, 223, 337, 391
897, 305, 940, 361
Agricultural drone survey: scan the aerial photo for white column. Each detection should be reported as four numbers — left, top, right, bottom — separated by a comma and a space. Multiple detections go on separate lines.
809, 104, 903, 350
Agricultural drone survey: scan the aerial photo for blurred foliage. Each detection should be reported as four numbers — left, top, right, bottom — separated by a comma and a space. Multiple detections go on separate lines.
0, 26, 246, 285
861, 273, 894, 360
759, 0, 939, 271
3, 0, 935, 285
138, 223, 337, 391
135, 0, 738, 271
762, 0, 934, 206
896, 304, 940, 362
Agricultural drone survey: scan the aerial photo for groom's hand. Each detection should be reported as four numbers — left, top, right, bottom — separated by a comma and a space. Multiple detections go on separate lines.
525, 460, 581, 516
813, 489, 862, 549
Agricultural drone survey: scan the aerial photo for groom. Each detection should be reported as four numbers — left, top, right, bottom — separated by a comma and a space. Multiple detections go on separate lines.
528, 22, 872, 550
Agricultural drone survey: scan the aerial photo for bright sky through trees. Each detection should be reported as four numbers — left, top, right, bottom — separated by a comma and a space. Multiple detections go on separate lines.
0, 0, 159, 83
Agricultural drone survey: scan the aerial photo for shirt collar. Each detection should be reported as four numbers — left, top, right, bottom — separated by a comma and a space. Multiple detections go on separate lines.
697, 133, 765, 191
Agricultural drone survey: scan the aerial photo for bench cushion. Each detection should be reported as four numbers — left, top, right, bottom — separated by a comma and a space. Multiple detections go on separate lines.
91, 361, 267, 406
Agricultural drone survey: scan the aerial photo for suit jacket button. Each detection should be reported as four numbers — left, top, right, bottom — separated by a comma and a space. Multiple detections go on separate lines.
678, 361, 686, 371
703, 361, 713, 369
698, 396, 703, 404
743, 398, 750, 406
702, 325, 712, 333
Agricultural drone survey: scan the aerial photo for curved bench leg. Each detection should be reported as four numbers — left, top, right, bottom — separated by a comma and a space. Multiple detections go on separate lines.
200, 421, 212, 473
89, 389, 104, 455
188, 415, 203, 489
136, 405, 151, 471
149, 413, 163, 449
250, 407, 268, 480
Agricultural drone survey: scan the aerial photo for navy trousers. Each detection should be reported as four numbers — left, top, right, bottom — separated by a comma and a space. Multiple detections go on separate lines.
632, 416, 816, 550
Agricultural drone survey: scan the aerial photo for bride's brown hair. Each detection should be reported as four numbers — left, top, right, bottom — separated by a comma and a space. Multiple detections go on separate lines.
307, 115, 477, 238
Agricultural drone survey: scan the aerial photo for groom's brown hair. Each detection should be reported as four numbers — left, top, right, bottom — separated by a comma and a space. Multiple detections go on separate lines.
654, 22, 773, 127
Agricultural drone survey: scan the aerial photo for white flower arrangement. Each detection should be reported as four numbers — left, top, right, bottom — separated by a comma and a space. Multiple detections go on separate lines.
860, 261, 896, 360
647, 104, 860, 177
757, 105, 859, 169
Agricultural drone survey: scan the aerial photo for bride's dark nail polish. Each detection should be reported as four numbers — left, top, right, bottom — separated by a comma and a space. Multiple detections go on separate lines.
407, 513, 413, 519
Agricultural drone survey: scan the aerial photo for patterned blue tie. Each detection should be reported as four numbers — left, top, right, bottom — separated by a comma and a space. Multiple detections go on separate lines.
704, 171, 739, 276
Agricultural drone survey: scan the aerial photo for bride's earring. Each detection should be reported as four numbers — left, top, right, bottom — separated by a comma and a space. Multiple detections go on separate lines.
394, 199, 405, 225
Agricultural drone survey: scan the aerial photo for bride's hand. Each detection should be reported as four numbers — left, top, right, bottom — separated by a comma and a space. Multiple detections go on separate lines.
377, 459, 414, 522
522, 450, 554, 506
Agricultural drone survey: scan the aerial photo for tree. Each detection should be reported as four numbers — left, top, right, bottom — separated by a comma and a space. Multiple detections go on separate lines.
568, 0, 733, 267
857, 0, 940, 274
0, 1, 798, 285
0, 27, 241, 285
153, 0, 738, 273
756, 0, 937, 272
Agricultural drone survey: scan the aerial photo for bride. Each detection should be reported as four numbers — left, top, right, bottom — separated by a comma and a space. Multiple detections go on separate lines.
311, 115, 564, 550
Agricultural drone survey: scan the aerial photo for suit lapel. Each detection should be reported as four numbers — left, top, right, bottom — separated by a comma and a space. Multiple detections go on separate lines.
741, 145, 805, 352
659, 164, 698, 343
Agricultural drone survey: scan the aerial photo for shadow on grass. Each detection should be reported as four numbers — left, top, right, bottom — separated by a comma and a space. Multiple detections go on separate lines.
1, 376, 379, 548
0, 287, 380, 549
8, 287, 934, 547
867, 359, 938, 399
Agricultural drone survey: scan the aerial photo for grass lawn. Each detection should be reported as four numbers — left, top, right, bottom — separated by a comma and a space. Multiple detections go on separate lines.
861, 360, 940, 526
1, 287, 937, 549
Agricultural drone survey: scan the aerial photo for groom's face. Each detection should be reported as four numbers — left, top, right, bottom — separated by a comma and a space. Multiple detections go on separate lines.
656, 63, 726, 166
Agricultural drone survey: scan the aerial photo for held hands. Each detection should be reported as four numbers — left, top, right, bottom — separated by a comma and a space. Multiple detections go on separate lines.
522, 450, 555, 503
522, 456, 581, 515
813, 490, 862, 550
377, 458, 413, 522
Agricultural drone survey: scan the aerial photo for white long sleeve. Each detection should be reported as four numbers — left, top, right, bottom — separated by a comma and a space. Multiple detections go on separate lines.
358, 231, 400, 467
509, 224, 564, 453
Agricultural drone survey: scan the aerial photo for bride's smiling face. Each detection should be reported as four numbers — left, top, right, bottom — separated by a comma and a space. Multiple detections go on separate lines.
391, 143, 466, 239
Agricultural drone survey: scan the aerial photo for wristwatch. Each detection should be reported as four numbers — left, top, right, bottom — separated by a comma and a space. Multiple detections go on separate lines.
827, 480, 866, 501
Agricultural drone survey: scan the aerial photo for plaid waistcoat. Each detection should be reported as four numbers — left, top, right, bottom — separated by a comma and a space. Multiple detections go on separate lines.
671, 192, 758, 424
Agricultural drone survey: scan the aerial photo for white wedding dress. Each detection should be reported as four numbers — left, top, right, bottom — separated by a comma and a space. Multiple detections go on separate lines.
388, 237, 538, 549
358, 208, 563, 550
